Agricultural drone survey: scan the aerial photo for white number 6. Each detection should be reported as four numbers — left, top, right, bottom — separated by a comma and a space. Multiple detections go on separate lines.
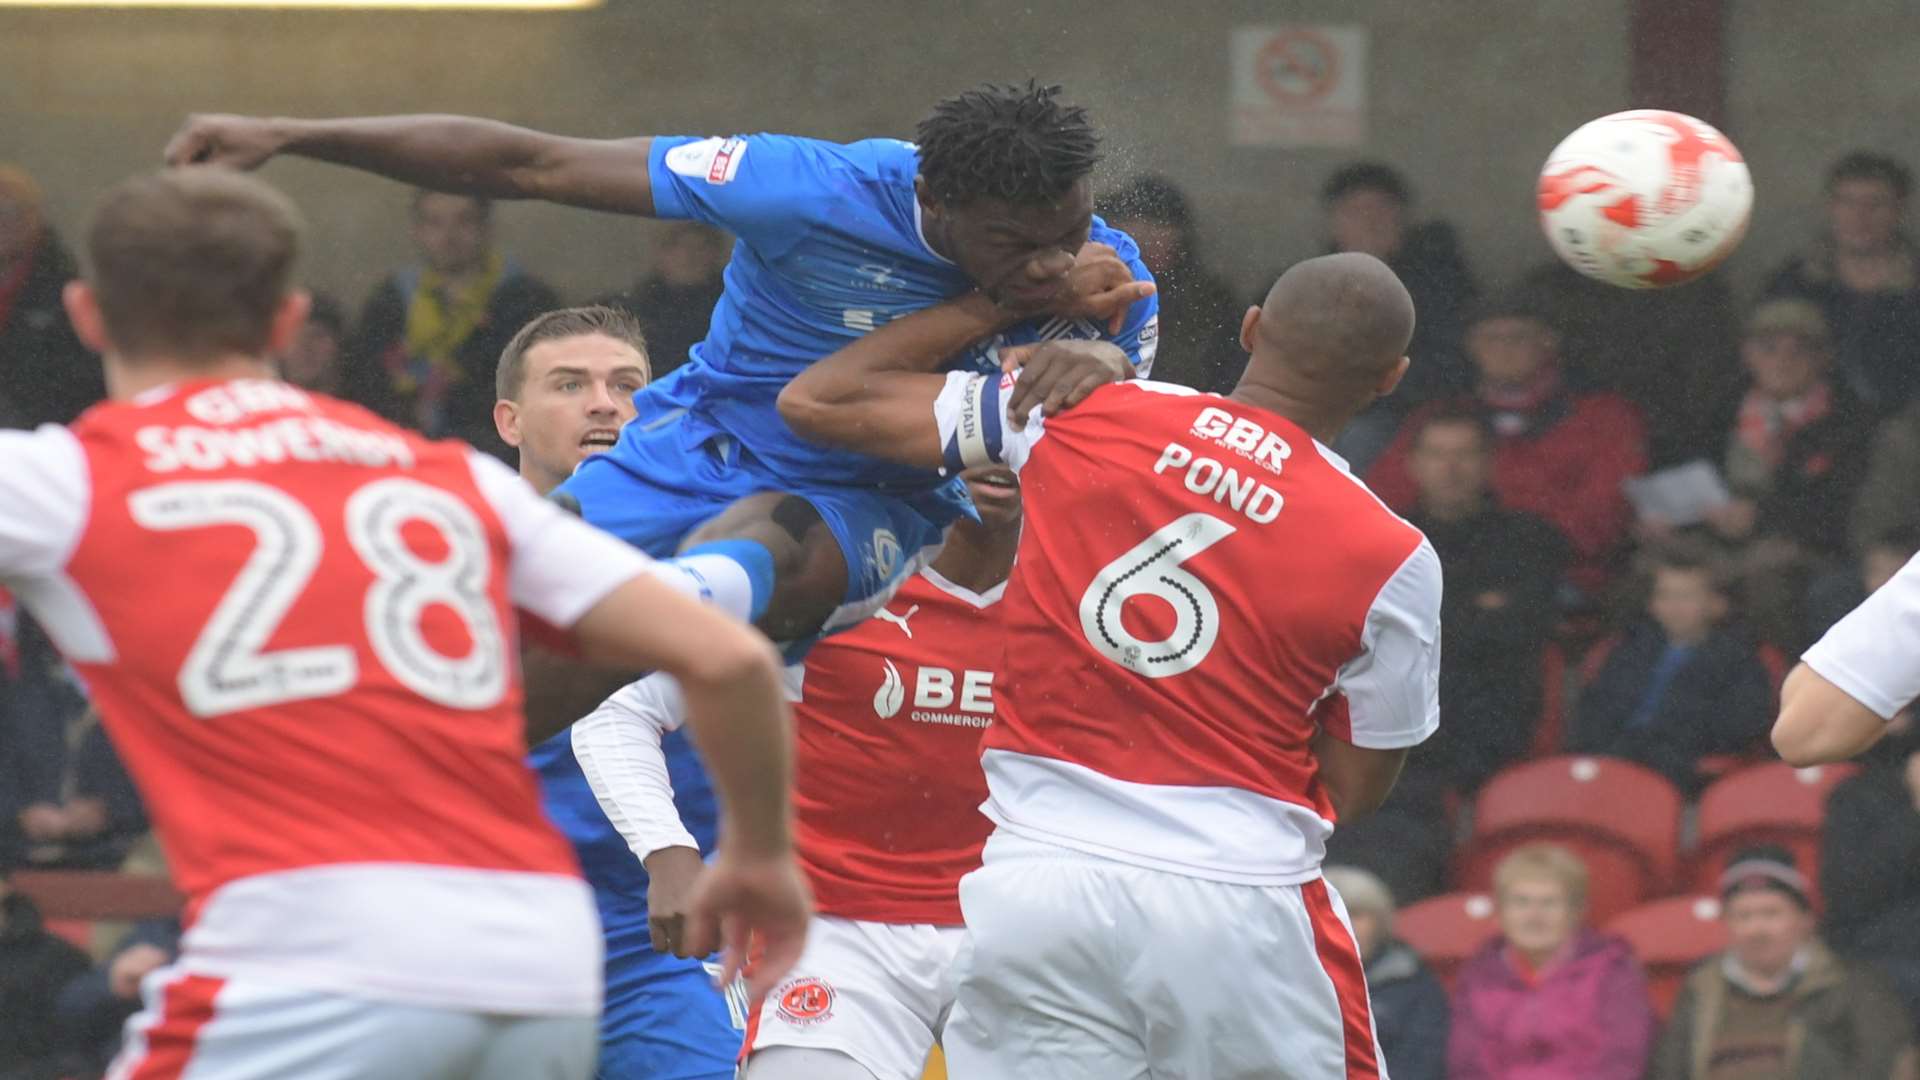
1078, 512, 1235, 678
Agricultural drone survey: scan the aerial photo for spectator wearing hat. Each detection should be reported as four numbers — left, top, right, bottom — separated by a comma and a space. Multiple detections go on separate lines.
1305, 162, 1478, 470
1448, 844, 1656, 1080
0, 164, 105, 428
1697, 298, 1873, 649
1104, 175, 1243, 395
1767, 151, 1920, 417
1650, 847, 1918, 1080
1324, 866, 1448, 1080
1366, 294, 1648, 599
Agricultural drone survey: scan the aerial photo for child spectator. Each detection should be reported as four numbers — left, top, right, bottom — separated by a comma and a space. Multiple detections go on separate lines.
1568, 541, 1775, 792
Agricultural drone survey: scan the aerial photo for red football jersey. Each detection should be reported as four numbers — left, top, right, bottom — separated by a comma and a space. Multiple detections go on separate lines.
789, 568, 1001, 926
0, 378, 653, 1014
935, 375, 1442, 884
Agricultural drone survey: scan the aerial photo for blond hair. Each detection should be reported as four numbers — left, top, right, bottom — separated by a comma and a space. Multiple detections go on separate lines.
1492, 843, 1589, 911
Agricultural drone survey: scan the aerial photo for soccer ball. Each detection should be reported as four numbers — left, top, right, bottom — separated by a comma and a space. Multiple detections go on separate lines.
1537, 109, 1752, 289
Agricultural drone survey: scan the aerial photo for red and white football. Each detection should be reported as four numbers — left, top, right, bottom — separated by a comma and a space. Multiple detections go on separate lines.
1538, 109, 1753, 289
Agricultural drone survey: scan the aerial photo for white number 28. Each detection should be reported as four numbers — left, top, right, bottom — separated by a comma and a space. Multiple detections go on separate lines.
129, 477, 506, 718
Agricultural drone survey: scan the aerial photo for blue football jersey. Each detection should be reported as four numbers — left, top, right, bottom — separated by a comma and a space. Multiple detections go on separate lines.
639, 133, 1159, 490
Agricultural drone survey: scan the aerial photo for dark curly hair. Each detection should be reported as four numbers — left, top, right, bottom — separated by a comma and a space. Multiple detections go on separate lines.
915, 81, 1102, 207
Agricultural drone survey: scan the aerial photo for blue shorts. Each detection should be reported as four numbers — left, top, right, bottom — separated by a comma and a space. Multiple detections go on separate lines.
598, 914, 746, 1080
555, 374, 967, 647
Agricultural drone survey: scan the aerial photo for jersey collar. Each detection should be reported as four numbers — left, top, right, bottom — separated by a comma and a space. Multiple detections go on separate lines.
918, 566, 1004, 608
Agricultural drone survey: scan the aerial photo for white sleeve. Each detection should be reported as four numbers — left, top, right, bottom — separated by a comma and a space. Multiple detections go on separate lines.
934, 370, 1046, 474
0, 426, 88, 584
571, 676, 699, 860
1329, 539, 1443, 749
1802, 552, 1920, 720
465, 450, 654, 629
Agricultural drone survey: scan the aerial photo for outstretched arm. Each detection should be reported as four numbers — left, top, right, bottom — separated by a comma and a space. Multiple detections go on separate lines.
779, 247, 1153, 468
165, 113, 657, 215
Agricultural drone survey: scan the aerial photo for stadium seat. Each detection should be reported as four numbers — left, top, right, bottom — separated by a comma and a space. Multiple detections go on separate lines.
44, 916, 96, 952
11, 871, 183, 921
1394, 891, 1499, 991
1605, 895, 1729, 1020
1690, 761, 1860, 906
1454, 755, 1683, 924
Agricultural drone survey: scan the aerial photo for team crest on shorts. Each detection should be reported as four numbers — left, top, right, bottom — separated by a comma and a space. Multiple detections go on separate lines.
775, 977, 836, 1027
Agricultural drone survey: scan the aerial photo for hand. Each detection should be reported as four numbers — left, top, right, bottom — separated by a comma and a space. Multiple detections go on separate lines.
18, 803, 68, 842
1704, 498, 1758, 541
680, 847, 812, 1006
1634, 514, 1675, 543
108, 944, 170, 1000
1000, 340, 1131, 428
1044, 242, 1156, 335
163, 114, 285, 170
644, 845, 707, 958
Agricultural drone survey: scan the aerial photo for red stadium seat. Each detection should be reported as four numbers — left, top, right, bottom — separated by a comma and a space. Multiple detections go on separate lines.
1395, 891, 1499, 991
1532, 642, 1569, 756
11, 871, 183, 921
44, 917, 95, 952
1605, 895, 1729, 1020
1455, 755, 1682, 924
1690, 761, 1860, 906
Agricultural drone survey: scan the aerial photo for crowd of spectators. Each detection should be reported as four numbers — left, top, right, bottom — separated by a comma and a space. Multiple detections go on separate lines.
7, 144, 1920, 1079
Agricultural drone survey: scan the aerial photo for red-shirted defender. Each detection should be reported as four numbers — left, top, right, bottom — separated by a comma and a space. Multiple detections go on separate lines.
780, 252, 1441, 1080
0, 169, 809, 1080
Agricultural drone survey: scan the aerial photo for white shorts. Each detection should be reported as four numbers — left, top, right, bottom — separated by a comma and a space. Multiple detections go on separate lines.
743, 914, 967, 1080
943, 832, 1387, 1080
107, 968, 597, 1080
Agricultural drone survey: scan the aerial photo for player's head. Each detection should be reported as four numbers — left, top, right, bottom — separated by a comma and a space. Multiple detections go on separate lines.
493, 306, 649, 495
63, 168, 310, 389
1233, 253, 1413, 440
410, 189, 494, 276
914, 81, 1101, 308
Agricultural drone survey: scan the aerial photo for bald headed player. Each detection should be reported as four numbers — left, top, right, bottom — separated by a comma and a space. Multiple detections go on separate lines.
778, 252, 1442, 1079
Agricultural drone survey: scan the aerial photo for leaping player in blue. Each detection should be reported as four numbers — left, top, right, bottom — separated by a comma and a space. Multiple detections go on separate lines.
168, 82, 1157, 1078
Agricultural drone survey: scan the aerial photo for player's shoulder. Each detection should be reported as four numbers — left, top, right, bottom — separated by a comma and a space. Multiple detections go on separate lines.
1089, 214, 1145, 267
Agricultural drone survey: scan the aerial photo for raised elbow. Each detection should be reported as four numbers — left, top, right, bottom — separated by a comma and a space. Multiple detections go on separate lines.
1770, 713, 1827, 767
775, 380, 833, 441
